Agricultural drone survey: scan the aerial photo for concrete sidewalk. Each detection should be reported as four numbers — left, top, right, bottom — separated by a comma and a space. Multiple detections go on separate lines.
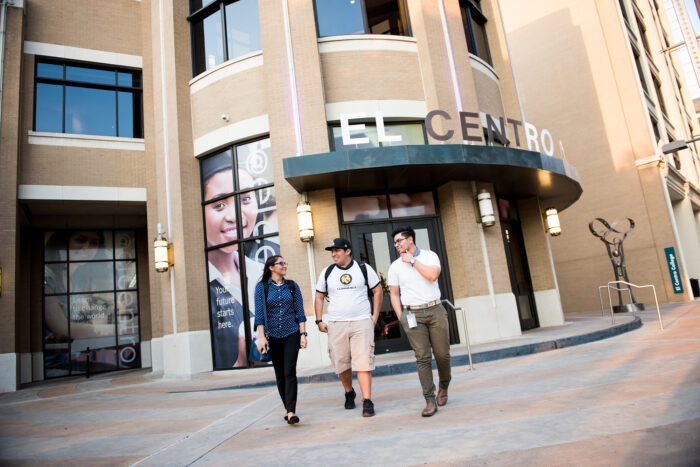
0, 302, 698, 466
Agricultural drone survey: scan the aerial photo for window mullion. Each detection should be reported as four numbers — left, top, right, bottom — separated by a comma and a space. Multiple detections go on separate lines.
220, 1, 229, 62
361, 0, 370, 34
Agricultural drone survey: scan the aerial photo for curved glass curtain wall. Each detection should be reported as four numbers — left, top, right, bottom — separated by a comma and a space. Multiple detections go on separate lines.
314, 0, 411, 37
189, 0, 262, 76
200, 137, 279, 369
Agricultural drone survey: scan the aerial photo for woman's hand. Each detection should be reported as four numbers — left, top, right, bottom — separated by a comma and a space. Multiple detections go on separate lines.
300, 334, 307, 349
257, 335, 269, 354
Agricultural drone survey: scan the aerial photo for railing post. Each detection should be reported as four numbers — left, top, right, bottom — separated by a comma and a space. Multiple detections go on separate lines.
442, 299, 474, 371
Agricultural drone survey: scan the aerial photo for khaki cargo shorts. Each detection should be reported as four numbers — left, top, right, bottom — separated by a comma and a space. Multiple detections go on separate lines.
327, 318, 375, 373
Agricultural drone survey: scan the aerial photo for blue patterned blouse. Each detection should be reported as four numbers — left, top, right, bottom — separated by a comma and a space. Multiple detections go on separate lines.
254, 278, 306, 338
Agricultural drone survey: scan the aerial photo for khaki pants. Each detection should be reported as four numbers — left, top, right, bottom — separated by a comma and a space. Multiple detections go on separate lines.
400, 303, 451, 402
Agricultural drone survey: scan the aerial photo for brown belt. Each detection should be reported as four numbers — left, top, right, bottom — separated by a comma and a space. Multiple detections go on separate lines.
402, 299, 441, 311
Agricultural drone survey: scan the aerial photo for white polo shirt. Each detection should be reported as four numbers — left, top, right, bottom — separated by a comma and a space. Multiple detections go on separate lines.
387, 248, 441, 306
316, 260, 380, 321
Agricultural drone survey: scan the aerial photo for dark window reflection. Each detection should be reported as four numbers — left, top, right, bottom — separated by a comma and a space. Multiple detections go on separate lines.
35, 83, 63, 133
66, 65, 116, 85
460, 0, 491, 65
315, 0, 365, 36
66, 86, 117, 137
331, 122, 425, 150
34, 60, 143, 138
225, 0, 261, 59
190, 0, 261, 76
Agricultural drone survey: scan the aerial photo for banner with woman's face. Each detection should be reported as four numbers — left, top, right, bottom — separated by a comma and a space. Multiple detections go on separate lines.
201, 138, 279, 369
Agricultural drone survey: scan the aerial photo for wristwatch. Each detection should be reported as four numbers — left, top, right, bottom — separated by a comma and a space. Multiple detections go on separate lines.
300, 331, 308, 336
410, 258, 416, 266
315, 319, 323, 325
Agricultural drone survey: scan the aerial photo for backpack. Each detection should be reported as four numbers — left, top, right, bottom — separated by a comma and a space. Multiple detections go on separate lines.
323, 261, 373, 303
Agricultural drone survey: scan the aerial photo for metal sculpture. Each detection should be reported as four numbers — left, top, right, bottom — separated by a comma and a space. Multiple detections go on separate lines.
589, 218, 645, 313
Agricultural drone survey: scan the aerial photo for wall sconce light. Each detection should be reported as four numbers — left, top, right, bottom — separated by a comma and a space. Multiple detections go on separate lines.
297, 201, 314, 242
477, 190, 496, 227
545, 208, 562, 236
154, 223, 171, 272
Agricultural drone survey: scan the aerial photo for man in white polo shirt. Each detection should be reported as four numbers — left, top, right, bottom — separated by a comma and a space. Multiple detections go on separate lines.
388, 226, 451, 417
314, 238, 383, 417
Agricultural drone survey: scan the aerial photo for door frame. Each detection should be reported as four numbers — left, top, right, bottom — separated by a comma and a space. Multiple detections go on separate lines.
340, 204, 459, 352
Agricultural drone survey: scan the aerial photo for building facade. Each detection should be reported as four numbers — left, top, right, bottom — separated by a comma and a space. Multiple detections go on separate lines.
501, 0, 700, 313
3, 0, 588, 392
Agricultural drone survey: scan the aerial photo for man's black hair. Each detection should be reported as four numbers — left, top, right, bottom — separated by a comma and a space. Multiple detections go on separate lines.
391, 226, 416, 242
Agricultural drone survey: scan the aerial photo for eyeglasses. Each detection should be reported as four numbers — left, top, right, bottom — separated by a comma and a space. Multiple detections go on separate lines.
274, 261, 288, 267
393, 237, 407, 245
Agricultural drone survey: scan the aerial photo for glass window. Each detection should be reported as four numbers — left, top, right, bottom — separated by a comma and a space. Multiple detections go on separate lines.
65, 86, 117, 136
66, 65, 116, 85
42, 229, 140, 378
201, 137, 279, 370
331, 122, 425, 150
190, 0, 261, 76
35, 83, 63, 133
341, 192, 437, 222
460, 0, 491, 65
342, 196, 390, 221
389, 192, 436, 217
225, 0, 262, 59
314, 0, 410, 37
34, 60, 143, 138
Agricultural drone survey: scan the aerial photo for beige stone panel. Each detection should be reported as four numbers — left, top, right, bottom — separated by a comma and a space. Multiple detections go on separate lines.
472, 70, 504, 118
442, 0, 482, 119
482, 0, 526, 123
637, 165, 692, 302
517, 197, 555, 291
321, 51, 424, 104
308, 189, 341, 293
438, 181, 489, 298
407, 0, 484, 143
190, 67, 267, 141
289, 0, 330, 155
20, 145, 147, 187
476, 183, 511, 295
25, 0, 142, 56
1, 6, 24, 354
259, 0, 329, 315
148, 0, 209, 336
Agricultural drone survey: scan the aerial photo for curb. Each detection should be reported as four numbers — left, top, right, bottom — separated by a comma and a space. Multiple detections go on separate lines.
202, 316, 643, 392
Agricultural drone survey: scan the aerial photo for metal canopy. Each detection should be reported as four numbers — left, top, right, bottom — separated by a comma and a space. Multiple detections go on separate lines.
283, 144, 582, 211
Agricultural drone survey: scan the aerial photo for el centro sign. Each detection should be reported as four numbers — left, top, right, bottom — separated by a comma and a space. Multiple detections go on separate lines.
340, 110, 559, 156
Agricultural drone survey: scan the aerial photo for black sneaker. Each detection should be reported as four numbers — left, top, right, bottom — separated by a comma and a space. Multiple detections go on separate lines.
362, 398, 375, 417
344, 388, 356, 409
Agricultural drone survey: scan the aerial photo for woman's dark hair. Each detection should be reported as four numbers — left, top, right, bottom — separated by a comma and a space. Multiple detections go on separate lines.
391, 225, 416, 242
260, 255, 283, 283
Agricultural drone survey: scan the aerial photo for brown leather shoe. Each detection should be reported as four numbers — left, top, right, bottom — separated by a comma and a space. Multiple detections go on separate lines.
437, 387, 448, 406
421, 401, 438, 417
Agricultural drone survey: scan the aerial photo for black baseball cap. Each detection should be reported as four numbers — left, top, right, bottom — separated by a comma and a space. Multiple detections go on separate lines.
325, 238, 352, 251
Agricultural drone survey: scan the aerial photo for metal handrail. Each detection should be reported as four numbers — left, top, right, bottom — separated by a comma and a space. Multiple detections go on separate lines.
442, 299, 474, 370
598, 285, 632, 323
607, 280, 663, 330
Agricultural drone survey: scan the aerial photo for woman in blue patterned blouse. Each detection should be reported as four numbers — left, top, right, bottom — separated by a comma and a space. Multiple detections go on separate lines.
255, 255, 307, 425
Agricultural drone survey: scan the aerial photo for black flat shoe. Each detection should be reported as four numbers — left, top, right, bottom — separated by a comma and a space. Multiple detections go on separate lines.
287, 415, 300, 425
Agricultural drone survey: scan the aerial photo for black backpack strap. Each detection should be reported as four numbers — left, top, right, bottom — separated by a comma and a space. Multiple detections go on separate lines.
286, 279, 297, 303
359, 262, 370, 295
323, 263, 336, 295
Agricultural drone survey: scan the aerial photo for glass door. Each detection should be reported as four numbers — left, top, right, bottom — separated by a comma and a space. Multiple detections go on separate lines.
498, 199, 539, 331
348, 219, 457, 353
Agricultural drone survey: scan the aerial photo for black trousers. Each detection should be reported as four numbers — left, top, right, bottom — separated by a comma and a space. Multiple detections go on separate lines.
268, 331, 301, 413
